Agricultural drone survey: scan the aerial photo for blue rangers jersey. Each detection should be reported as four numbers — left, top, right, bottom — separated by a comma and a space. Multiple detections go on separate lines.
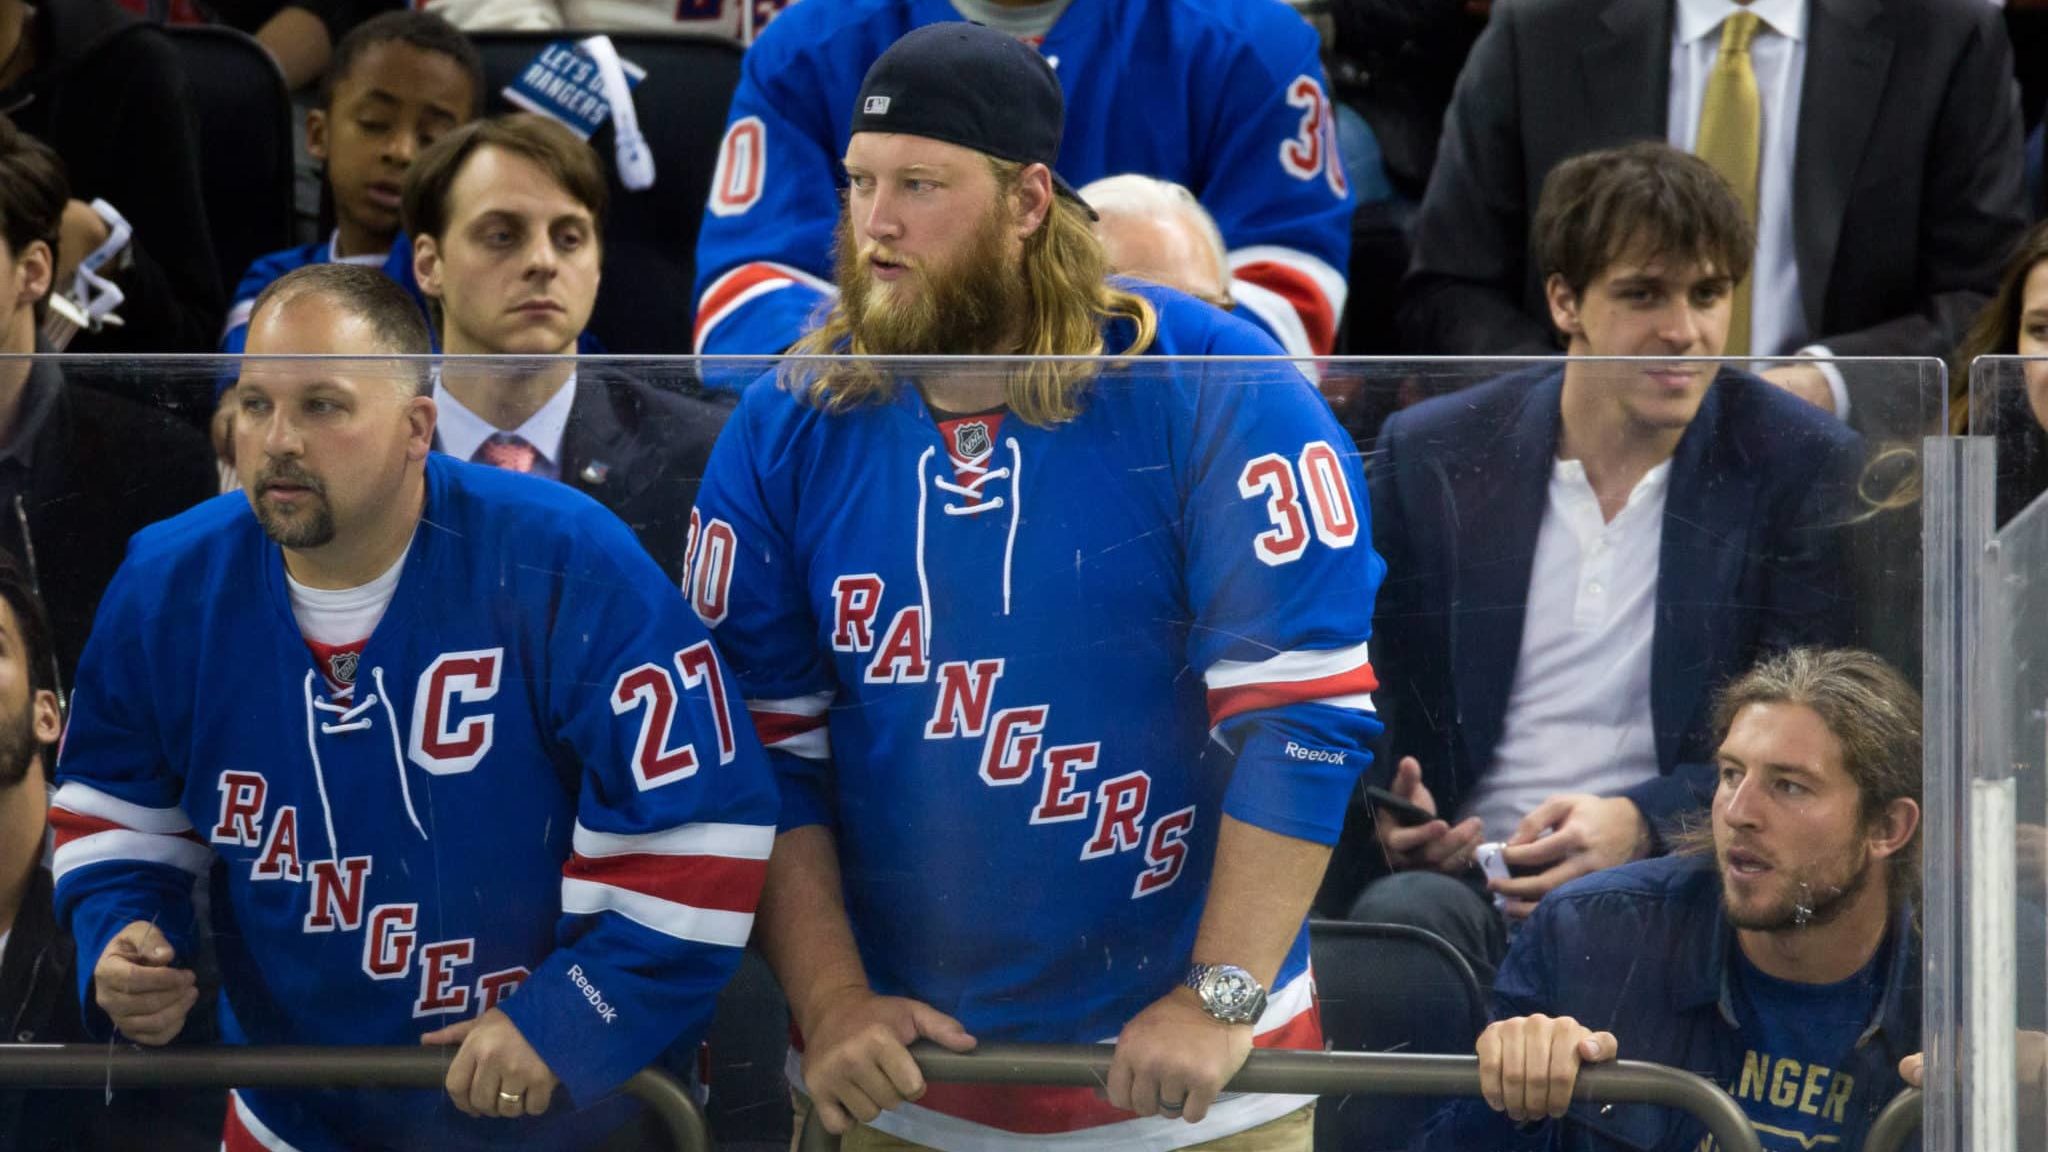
689, 283, 1383, 1151
53, 455, 779, 1152
691, 0, 1354, 362
220, 234, 427, 358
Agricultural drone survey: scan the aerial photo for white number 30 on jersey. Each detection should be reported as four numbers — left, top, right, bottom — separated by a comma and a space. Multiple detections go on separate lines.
1280, 76, 1348, 200
1238, 440, 1359, 566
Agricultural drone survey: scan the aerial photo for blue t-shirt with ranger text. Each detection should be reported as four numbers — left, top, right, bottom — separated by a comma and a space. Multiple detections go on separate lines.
1721, 949, 1882, 1152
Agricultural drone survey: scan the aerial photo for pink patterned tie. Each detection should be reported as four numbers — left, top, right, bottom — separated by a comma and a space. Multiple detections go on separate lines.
473, 432, 540, 474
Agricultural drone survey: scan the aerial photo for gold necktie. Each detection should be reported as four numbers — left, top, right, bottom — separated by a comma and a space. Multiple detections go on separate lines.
1695, 10, 1760, 357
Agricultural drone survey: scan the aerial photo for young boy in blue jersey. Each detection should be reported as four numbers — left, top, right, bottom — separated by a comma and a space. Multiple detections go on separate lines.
690, 23, 1384, 1152
56, 262, 778, 1152
219, 11, 482, 356
1420, 648, 1925, 1152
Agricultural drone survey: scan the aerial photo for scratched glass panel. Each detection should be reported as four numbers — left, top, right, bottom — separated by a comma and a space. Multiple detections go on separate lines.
0, 352, 1938, 1152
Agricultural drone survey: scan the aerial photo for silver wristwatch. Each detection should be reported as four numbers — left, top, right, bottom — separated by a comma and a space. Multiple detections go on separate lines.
1184, 963, 1267, 1025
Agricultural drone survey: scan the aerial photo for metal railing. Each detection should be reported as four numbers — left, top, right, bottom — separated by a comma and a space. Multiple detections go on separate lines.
793, 1043, 1763, 1152
1865, 1088, 1924, 1152
0, 1045, 709, 1152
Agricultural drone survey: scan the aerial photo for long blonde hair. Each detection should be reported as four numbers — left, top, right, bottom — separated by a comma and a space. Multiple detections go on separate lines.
780, 157, 1158, 426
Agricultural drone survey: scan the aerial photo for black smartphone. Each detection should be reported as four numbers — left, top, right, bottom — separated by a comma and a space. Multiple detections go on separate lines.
1363, 784, 1436, 828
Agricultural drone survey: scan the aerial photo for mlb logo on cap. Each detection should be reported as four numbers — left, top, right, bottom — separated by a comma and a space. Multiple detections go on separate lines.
864, 96, 891, 115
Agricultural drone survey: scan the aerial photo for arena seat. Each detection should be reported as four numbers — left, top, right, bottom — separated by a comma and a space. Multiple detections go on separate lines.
1309, 918, 1487, 1152
470, 32, 745, 355
163, 26, 296, 299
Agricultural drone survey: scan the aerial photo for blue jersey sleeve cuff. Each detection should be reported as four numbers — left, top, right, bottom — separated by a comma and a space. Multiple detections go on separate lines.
62, 889, 199, 1040
1219, 709, 1381, 845
499, 950, 704, 1107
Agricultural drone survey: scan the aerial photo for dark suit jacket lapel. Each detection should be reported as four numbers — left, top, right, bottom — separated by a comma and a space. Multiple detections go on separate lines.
1796, 0, 1892, 334
1653, 377, 1760, 771
1583, 0, 1672, 138
1452, 371, 1564, 782
560, 377, 657, 510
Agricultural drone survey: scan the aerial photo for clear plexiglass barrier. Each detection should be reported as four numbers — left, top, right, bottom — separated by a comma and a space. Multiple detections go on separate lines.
1927, 355, 2048, 1152
0, 353, 1942, 1152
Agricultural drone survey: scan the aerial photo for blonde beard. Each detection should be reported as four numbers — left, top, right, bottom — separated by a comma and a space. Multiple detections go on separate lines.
834, 202, 1026, 356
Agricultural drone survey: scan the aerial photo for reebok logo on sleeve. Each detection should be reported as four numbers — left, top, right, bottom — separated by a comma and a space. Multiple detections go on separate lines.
569, 964, 618, 1024
1283, 741, 1348, 766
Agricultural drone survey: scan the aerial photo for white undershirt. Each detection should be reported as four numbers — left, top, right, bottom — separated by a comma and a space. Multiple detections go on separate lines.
0, 928, 10, 969
1458, 459, 1668, 840
285, 546, 410, 646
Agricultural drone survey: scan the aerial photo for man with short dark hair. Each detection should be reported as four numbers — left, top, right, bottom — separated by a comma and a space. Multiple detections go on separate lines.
694, 23, 1384, 1151
0, 0, 223, 354
251, 260, 436, 360
1348, 142, 1861, 982
1418, 647, 1922, 1152
0, 112, 215, 692
0, 548, 221, 1152
53, 261, 778, 1151
403, 112, 730, 578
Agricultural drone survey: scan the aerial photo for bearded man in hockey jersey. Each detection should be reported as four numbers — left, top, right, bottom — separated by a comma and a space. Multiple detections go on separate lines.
52, 263, 778, 1151
690, 23, 1384, 1152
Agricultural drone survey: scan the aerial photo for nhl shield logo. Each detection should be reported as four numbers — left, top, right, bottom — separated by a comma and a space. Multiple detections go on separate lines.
327, 650, 359, 687
954, 420, 992, 458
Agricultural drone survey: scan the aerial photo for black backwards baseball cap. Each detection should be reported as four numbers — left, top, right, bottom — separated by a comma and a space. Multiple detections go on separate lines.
851, 22, 1098, 220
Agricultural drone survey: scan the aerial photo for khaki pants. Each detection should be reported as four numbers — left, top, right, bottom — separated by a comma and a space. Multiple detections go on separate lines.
788, 1094, 1315, 1151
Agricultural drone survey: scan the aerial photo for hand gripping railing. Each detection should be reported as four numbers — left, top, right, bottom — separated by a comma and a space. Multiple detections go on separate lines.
1865, 1088, 1924, 1152
794, 1043, 1763, 1152
0, 1044, 710, 1152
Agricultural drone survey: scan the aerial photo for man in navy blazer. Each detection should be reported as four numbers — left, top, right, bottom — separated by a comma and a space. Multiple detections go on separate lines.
1347, 143, 1863, 982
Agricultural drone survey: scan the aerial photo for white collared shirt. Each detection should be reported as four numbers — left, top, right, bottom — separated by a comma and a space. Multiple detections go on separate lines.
433, 372, 578, 478
1458, 459, 1668, 840
1668, 0, 1808, 359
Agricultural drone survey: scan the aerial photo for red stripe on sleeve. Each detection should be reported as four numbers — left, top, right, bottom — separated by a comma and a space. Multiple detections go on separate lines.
563, 851, 768, 916
1235, 261, 1338, 356
1206, 662, 1378, 728
750, 709, 827, 746
48, 807, 125, 850
48, 807, 204, 850
694, 264, 795, 350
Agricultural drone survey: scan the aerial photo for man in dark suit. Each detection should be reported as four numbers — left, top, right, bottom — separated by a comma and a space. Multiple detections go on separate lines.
1345, 144, 1862, 981
1396, 0, 2025, 435
0, 112, 217, 695
404, 112, 731, 578
0, 551, 222, 1152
